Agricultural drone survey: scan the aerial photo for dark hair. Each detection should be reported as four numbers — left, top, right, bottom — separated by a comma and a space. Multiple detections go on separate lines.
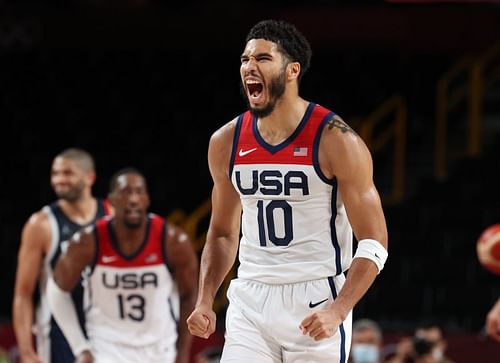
415, 319, 446, 337
353, 318, 383, 342
108, 167, 145, 193
55, 148, 95, 172
246, 19, 312, 83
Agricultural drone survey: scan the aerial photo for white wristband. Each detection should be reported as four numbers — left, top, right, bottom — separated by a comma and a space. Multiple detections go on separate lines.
353, 239, 388, 274
47, 277, 91, 356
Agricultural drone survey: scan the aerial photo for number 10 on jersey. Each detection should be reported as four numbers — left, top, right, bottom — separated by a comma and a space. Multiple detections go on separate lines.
257, 200, 293, 247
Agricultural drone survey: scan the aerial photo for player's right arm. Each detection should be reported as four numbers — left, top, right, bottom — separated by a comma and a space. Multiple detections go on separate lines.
187, 119, 242, 339
486, 298, 500, 342
47, 227, 96, 362
12, 211, 51, 363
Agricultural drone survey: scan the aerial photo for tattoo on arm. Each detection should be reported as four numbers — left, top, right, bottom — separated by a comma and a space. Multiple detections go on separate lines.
327, 116, 357, 136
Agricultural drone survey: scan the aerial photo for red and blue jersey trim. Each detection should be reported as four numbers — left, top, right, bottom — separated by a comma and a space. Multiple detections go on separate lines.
93, 214, 167, 269
229, 103, 335, 171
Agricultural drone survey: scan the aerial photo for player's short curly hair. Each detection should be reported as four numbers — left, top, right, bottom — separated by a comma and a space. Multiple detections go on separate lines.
246, 19, 312, 83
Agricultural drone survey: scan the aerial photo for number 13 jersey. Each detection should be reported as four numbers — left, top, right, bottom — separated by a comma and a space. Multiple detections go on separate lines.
85, 214, 178, 347
230, 102, 353, 284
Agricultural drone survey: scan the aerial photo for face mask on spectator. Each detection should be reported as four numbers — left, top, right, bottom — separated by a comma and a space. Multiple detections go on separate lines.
351, 343, 379, 363
432, 347, 444, 361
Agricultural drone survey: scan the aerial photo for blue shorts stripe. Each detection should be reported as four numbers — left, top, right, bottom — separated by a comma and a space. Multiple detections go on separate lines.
328, 276, 346, 363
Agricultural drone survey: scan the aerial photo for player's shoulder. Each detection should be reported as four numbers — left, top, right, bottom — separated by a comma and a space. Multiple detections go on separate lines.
208, 116, 241, 169
321, 114, 368, 155
319, 114, 373, 179
166, 222, 190, 244
210, 116, 240, 147
24, 207, 52, 232
80, 223, 97, 238
20, 207, 54, 251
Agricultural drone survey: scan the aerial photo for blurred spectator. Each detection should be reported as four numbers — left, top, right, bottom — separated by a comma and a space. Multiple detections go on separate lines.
350, 318, 384, 363
385, 320, 456, 363
414, 322, 455, 363
385, 335, 440, 363
385, 336, 413, 363
0, 347, 10, 363
194, 346, 222, 363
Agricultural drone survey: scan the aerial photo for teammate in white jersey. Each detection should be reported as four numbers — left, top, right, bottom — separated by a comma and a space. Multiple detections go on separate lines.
13, 148, 110, 363
188, 19, 388, 363
46, 168, 198, 363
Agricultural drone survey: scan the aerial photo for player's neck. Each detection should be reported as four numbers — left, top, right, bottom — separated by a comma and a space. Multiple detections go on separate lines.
58, 191, 97, 225
112, 219, 148, 256
257, 95, 309, 145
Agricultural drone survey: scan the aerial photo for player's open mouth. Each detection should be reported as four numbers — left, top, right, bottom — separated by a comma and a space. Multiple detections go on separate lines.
126, 209, 142, 218
246, 80, 263, 100
54, 183, 70, 189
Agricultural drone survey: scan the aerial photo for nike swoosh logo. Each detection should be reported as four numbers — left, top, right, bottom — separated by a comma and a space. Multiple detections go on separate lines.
375, 253, 380, 259
238, 148, 257, 157
309, 298, 329, 308
102, 255, 118, 263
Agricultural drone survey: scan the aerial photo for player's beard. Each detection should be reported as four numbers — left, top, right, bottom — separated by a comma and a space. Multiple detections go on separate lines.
241, 66, 286, 119
124, 220, 143, 229
55, 179, 85, 202
124, 211, 145, 229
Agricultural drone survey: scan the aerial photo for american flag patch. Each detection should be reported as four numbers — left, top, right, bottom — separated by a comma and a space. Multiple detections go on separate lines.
145, 253, 158, 263
293, 146, 308, 156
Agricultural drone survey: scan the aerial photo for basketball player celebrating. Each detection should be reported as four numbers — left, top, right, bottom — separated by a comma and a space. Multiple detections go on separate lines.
187, 19, 388, 362
47, 168, 198, 363
13, 148, 111, 363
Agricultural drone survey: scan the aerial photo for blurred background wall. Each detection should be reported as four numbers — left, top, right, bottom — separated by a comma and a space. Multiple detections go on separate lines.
1, 0, 499, 361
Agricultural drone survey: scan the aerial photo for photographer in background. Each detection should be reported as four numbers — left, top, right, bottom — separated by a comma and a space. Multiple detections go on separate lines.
414, 322, 455, 363
386, 321, 455, 363
385, 336, 433, 363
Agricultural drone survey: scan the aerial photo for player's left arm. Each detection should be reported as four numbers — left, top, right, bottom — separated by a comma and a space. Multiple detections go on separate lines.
301, 115, 388, 340
47, 227, 96, 359
166, 224, 199, 363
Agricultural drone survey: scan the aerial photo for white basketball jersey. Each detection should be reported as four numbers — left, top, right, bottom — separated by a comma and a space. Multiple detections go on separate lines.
85, 214, 178, 348
230, 103, 353, 284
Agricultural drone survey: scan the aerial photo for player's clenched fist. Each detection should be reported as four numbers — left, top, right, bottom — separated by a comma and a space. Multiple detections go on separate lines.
75, 350, 94, 363
187, 305, 216, 339
300, 308, 343, 341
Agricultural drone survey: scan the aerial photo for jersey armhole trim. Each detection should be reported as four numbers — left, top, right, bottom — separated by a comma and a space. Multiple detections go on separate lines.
228, 114, 244, 178
88, 224, 99, 275
330, 181, 343, 276
328, 276, 347, 363
102, 199, 112, 216
313, 111, 336, 185
161, 220, 175, 275
42, 205, 60, 266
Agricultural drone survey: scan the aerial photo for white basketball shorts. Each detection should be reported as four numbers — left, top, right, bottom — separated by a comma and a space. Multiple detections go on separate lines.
89, 337, 176, 363
221, 275, 352, 363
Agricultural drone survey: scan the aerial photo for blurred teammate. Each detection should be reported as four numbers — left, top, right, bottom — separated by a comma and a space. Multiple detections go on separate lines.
13, 148, 111, 363
47, 168, 198, 363
188, 19, 388, 362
